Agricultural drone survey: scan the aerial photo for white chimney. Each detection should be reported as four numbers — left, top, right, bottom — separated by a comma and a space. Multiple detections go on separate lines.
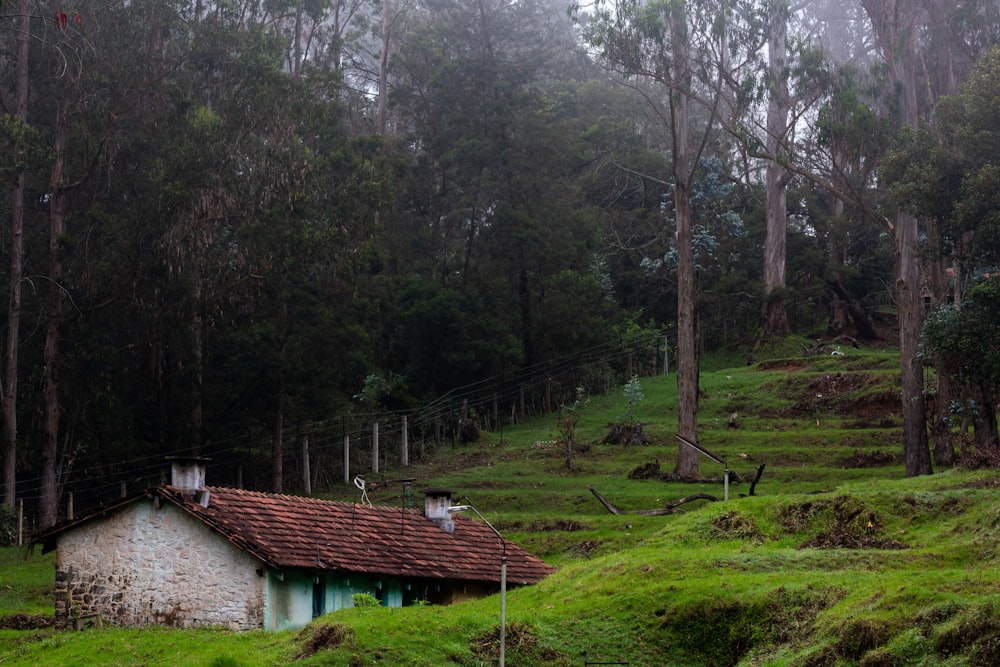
167, 456, 211, 507
423, 488, 456, 533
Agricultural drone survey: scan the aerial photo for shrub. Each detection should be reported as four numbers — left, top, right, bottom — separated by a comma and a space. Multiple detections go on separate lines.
352, 592, 381, 608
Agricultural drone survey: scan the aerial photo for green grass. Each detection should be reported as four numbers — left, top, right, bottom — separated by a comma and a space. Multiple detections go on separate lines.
4, 346, 1000, 665
0, 547, 54, 617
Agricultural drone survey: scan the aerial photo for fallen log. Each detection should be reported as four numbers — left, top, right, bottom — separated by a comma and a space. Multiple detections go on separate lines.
589, 487, 719, 516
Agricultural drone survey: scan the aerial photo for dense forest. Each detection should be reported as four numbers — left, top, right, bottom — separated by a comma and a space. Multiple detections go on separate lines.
0, 0, 998, 529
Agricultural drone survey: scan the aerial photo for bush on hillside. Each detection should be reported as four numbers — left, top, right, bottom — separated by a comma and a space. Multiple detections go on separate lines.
0, 503, 16, 547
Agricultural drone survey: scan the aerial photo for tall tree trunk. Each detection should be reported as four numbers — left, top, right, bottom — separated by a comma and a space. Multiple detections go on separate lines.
2, 0, 31, 508
923, 0, 960, 468
926, 221, 955, 466
272, 390, 284, 493
929, 369, 955, 465
377, 0, 391, 135
897, 215, 931, 475
762, 0, 790, 337
40, 99, 70, 528
292, 0, 304, 79
862, 0, 931, 476
190, 298, 204, 453
518, 250, 534, 369
971, 383, 999, 449
671, 1, 698, 478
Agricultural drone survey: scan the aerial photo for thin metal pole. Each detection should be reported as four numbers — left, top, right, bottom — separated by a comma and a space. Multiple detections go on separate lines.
500, 554, 507, 667
458, 498, 507, 667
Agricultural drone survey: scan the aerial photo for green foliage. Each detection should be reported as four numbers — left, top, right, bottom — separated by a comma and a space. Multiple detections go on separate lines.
622, 375, 644, 424
558, 386, 589, 468
923, 275, 1000, 386
189, 105, 221, 131
885, 46, 1000, 266
0, 505, 16, 547
351, 593, 380, 609
0, 114, 48, 178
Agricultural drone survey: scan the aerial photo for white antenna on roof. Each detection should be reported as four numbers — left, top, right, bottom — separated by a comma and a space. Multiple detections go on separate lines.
354, 475, 372, 507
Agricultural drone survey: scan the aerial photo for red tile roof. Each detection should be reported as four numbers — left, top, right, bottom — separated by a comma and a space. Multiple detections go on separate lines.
41, 486, 553, 586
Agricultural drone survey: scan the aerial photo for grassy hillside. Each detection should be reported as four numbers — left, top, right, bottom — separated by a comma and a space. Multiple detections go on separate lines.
4, 344, 1000, 666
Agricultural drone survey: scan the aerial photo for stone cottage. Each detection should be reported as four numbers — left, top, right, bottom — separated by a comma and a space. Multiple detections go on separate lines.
33, 460, 553, 631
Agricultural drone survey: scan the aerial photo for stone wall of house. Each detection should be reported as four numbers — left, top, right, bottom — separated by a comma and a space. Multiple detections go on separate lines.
54, 499, 266, 630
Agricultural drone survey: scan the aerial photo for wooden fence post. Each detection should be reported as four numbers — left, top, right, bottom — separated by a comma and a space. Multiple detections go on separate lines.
400, 416, 409, 467
664, 336, 670, 376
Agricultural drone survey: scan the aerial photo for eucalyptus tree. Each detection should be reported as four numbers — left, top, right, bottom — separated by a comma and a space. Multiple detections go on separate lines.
387, 0, 611, 391
889, 47, 1000, 450
123, 5, 370, 492
761, 0, 792, 336
578, 0, 767, 476
740, 0, 884, 342
0, 1, 203, 522
0, 0, 375, 511
858, 0, 1000, 475
0, 0, 32, 508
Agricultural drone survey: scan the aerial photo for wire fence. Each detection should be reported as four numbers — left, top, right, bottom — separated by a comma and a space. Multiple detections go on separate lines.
7, 327, 676, 536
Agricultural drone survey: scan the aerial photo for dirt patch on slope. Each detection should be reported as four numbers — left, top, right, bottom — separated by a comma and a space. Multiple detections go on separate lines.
295, 622, 354, 659
840, 450, 898, 468
786, 496, 908, 550
766, 371, 900, 420
0, 613, 53, 630
471, 620, 563, 664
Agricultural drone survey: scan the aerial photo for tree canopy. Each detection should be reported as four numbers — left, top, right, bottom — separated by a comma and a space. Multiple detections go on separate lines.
0, 0, 998, 522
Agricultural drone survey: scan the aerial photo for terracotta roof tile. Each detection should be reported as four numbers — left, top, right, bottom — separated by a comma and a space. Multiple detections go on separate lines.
159, 486, 553, 585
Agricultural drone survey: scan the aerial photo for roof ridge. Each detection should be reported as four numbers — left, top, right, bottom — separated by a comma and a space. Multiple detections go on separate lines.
203, 485, 425, 512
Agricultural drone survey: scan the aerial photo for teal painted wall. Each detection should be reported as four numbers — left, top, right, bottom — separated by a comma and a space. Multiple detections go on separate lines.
265, 571, 423, 629
265, 570, 314, 631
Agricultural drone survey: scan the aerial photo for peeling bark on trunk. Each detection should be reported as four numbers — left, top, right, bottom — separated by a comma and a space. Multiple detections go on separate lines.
377, 0, 391, 135
898, 237, 931, 476
41, 99, 70, 528
926, 221, 955, 466
671, 2, 699, 478
971, 383, 1000, 449
862, 0, 931, 476
762, 0, 790, 338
